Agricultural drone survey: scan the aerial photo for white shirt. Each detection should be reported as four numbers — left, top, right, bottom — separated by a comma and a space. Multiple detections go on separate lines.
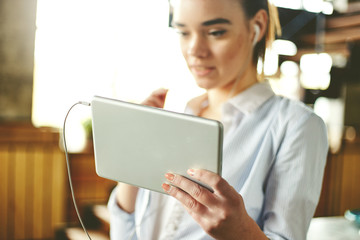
108, 82, 329, 240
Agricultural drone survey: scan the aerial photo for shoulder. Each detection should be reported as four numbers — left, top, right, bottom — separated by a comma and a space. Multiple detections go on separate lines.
274, 96, 312, 116
270, 96, 322, 125
269, 96, 327, 141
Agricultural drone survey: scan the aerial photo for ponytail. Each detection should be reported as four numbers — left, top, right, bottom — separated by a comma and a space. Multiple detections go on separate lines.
267, 2, 282, 48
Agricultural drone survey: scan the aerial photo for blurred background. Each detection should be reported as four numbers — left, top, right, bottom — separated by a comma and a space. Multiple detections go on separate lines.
0, 0, 360, 239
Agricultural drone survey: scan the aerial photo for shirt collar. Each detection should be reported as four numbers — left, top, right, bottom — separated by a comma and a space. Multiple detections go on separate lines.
184, 81, 275, 116
226, 81, 275, 115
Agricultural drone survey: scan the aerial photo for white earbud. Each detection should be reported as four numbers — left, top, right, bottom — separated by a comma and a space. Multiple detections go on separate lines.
253, 24, 260, 47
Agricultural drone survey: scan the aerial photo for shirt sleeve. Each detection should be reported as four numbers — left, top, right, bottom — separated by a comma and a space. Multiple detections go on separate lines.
107, 186, 137, 240
262, 112, 329, 240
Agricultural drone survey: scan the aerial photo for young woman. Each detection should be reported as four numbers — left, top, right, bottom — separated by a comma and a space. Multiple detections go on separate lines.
108, 0, 329, 239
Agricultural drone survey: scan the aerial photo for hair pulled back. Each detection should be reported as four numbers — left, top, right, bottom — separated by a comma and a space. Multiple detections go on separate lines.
239, 0, 281, 66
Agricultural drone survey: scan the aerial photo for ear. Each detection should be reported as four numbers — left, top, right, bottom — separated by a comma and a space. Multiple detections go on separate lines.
250, 9, 268, 46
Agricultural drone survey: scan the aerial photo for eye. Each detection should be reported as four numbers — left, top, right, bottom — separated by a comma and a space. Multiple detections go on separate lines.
174, 29, 189, 37
209, 30, 227, 37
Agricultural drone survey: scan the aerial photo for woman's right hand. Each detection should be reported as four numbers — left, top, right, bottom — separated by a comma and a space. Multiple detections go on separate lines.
141, 88, 168, 108
115, 88, 168, 213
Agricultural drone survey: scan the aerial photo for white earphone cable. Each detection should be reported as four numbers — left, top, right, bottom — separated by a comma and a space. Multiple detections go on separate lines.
63, 101, 92, 240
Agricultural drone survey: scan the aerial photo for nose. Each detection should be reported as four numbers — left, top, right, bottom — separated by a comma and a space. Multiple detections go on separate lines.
186, 35, 209, 58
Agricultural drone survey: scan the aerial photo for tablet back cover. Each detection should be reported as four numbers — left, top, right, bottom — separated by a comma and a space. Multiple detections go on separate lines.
91, 96, 223, 194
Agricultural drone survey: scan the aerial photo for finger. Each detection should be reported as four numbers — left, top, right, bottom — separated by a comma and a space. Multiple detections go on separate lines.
142, 89, 168, 108
187, 169, 230, 196
164, 173, 217, 207
143, 97, 164, 108
152, 88, 168, 98
162, 182, 208, 216
151, 88, 168, 103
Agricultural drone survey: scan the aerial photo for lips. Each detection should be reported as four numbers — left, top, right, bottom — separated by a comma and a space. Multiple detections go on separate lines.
190, 65, 215, 77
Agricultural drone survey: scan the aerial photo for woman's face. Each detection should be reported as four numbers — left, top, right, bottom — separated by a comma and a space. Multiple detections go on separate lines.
172, 0, 255, 90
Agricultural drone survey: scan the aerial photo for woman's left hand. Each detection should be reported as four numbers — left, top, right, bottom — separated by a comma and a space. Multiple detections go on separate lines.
162, 169, 267, 240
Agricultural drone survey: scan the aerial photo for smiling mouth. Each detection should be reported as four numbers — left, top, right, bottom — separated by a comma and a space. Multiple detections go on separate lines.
190, 66, 215, 76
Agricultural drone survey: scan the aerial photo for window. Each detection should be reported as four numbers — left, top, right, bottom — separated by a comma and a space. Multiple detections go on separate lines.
32, 0, 203, 151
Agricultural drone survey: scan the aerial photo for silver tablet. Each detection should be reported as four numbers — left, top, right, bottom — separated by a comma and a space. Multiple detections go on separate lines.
91, 96, 223, 194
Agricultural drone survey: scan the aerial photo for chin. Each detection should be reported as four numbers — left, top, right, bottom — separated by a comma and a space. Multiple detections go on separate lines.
194, 78, 217, 90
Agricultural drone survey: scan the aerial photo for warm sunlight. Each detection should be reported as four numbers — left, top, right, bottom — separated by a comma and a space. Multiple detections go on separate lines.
32, 0, 203, 151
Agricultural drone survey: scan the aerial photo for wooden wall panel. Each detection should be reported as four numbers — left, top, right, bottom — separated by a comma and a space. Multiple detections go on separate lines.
7, 147, 16, 239
0, 145, 9, 238
42, 147, 53, 237
67, 151, 117, 222
25, 146, 35, 238
14, 146, 27, 239
315, 138, 360, 217
340, 153, 360, 213
52, 149, 67, 232
0, 124, 67, 240
32, 147, 45, 239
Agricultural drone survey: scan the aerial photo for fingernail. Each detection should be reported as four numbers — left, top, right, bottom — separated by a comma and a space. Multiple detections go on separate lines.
162, 182, 171, 192
187, 169, 195, 176
165, 173, 175, 182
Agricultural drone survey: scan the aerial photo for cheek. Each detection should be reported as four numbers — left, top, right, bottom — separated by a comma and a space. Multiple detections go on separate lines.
217, 37, 247, 71
230, 34, 247, 60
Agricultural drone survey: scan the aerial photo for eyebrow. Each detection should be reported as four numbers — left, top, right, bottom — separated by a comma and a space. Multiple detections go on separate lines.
172, 18, 232, 28
202, 18, 232, 26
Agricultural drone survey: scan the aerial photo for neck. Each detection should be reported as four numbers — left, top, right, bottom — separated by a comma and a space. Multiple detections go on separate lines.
228, 64, 258, 98
207, 66, 258, 110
